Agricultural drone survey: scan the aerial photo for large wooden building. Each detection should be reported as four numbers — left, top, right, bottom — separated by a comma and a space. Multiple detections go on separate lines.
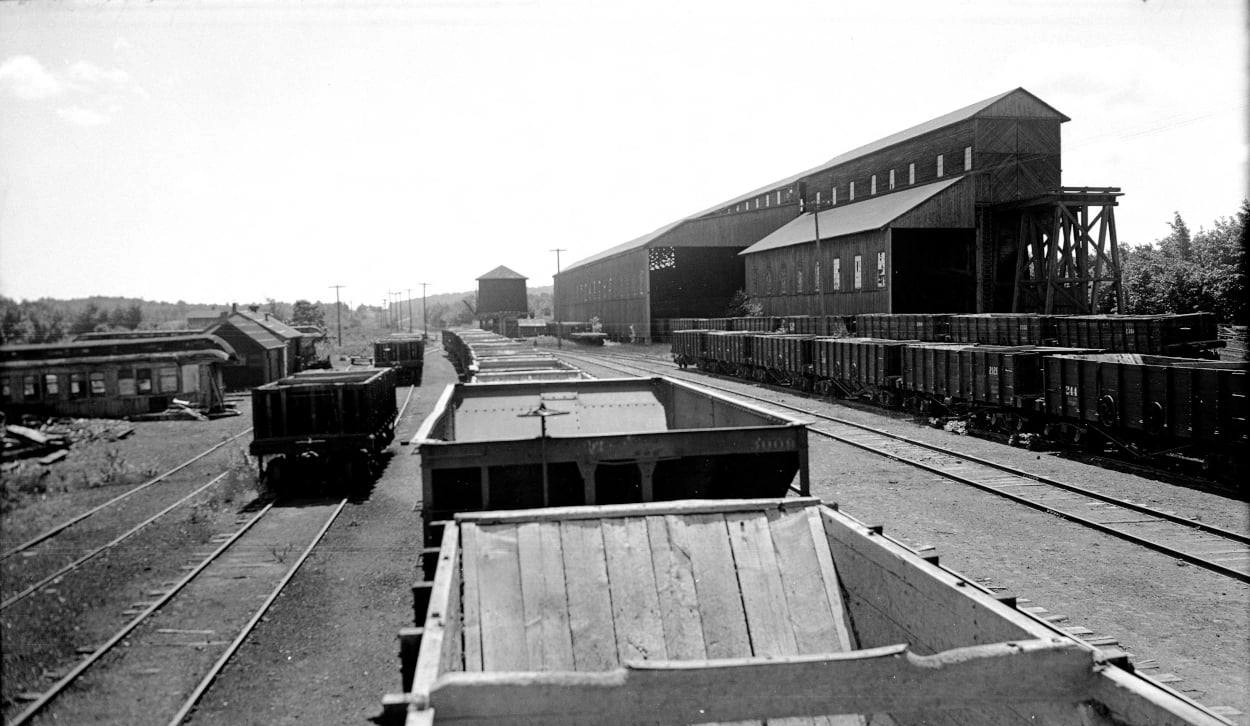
555, 88, 1121, 339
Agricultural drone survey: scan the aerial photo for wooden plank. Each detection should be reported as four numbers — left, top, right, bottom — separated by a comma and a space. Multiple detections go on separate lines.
427, 639, 1097, 725
804, 508, 857, 652
516, 521, 574, 670
460, 523, 483, 672
667, 513, 751, 659
725, 511, 796, 657
559, 519, 619, 671
411, 524, 460, 697
475, 524, 527, 671
456, 497, 820, 525
601, 517, 668, 663
645, 515, 706, 660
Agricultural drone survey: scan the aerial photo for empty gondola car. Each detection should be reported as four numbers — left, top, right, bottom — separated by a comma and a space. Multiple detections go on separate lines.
385, 497, 1227, 726
411, 376, 809, 543
374, 334, 426, 385
249, 368, 398, 489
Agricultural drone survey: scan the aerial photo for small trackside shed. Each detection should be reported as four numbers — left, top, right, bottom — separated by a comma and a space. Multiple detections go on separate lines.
197, 311, 288, 389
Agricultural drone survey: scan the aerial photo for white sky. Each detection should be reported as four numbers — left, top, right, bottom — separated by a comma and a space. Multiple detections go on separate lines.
0, 0, 1245, 306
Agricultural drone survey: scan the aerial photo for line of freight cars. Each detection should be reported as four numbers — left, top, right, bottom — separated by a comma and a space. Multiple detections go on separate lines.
441, 328, 590, 383
672, 313, 1246, 479
373, 334, 427, 385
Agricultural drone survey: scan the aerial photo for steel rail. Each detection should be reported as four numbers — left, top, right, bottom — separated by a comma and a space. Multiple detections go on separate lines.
1, 428, 253, 560
8, 500, 277, 725
1, 471, 233, 610
167, 498, 348, 725
557, 349, 1250, 583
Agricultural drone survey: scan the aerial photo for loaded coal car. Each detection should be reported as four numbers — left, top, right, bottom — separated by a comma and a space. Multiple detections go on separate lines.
411, 376, 809, 544
386, 497, 1228, 726
249, 368, 397, 489
669, 329, 705, 369
373, 334, 426, 385
1044, 352, 1247, 471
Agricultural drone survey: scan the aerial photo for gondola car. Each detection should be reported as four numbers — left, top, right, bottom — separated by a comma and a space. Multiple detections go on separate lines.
385, 497, 1228, 726
249, 368, 397, 489
374, 334, 426, 385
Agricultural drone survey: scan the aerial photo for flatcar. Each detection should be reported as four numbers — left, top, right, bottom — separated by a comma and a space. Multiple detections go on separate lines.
249, 367, 397, 489
373, 334, 426, 385
386, 497, 1227, 726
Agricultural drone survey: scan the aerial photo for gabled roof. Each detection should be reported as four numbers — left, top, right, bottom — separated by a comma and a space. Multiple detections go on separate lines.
741, 176, 967, 255
205, 316, 286, 350
563, 88, 1065, 273
235, 309, 304, 340
477, 265, 528, 281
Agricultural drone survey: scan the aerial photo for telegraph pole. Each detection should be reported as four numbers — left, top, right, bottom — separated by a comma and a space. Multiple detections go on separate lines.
329, 284, 345, 346
550, 248, 566, 348
406, 288, 413, 333
420, 282, 430, 338
387, 290, 401, 330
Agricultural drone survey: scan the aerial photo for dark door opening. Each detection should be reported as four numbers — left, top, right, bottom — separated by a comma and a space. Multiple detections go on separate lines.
891, 228, 976, 313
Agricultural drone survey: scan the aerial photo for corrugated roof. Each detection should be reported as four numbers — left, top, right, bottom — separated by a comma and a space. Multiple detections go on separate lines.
740, 176, 967, 255
564, 88, 1065, 272
477, 265, 528, 280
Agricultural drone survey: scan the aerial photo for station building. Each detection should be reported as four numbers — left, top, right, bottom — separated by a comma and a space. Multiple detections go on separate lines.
554, 87, 1121, 340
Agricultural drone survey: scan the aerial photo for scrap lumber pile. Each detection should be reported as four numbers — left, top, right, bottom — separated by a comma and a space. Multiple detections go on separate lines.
1, 418, 135, 464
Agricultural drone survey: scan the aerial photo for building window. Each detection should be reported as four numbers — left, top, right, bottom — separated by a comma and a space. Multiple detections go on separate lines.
780, 263, 788, 294
159, 367, 178, 393
89, 371, 107, 396
871, 175, 877, 195
854, 255, 863, 290
814, 260, 821, 291
889, 170, 896, 190
754, 198, 760, 209
796, 267, 803, 293
909, 163, 915, 184
136, 369, 153, 394
964, 146, 972, 171
765, 194, 770, 207
815, 191, 822, 206
831, 187, 837, 205
44, 374, 59, 396
23, 375, 38, 398
877, 251, 887, 287
118, 368, 137, 396
832, 258, 841, 291
937, 154, 944, 177
70, 372, 86, 398
849, 182, 855, 201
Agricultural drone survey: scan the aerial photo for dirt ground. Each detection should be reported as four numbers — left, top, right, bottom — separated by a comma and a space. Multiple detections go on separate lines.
5, 345, 1246, 723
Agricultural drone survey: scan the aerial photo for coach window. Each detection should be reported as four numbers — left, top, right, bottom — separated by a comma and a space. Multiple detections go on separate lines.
877, 251, 887, 287
89, 371, 107, 396
936, 154, 944, 178
159, 366, 179, 393
69, 372, 86, 398
964, 146, 972, 171
23, 375, 38, 399
118, 368, 137, 396
44, 374, 60, 396
853, 255, 863, 290
136, 368, 153, 394
832, 258, 841, 291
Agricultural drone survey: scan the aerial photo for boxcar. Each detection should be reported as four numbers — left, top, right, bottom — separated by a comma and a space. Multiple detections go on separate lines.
374, 334, 426, 385
411, 377, 809, 544
1043, 353, 1247, 458
249, 368, 397, 487
388, 497, 1227, 726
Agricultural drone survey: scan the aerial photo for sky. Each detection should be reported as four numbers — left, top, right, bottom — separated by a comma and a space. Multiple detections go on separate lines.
0, 0, 1245, 307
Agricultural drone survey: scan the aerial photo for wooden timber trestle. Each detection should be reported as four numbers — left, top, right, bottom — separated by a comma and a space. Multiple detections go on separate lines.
1008, 187, 1124, 314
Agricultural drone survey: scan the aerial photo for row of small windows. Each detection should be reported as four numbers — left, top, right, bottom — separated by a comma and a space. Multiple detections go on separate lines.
1, 366, 182, 403
755, 251, 887, 295
730, 146, 973, 214
572, 271, 648, 302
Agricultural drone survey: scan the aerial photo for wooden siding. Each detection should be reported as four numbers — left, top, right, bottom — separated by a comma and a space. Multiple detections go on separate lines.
745, 229, 892, 316
477, 279, 528, 317
557, 248, 651, 340
662, 205, 796, 248
892, 176, 976, 228
974, 118, 1061, 202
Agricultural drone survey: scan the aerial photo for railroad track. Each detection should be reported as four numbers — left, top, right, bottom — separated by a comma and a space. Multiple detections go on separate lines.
6, 497, 346, 726
556, 348, 1250, 584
